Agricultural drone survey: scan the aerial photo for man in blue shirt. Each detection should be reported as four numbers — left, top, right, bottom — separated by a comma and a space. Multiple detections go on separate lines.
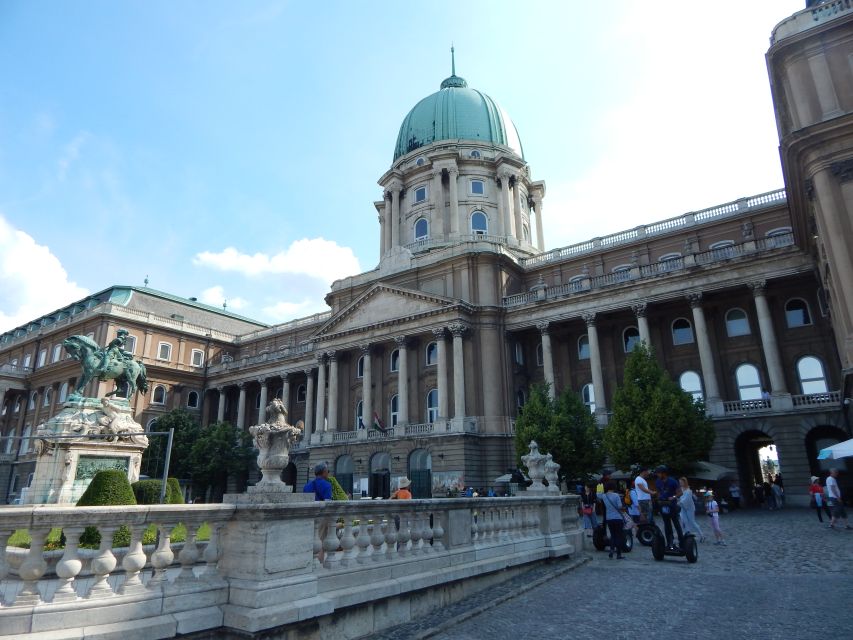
655, 465, 684, 549
303, 462, 333, 501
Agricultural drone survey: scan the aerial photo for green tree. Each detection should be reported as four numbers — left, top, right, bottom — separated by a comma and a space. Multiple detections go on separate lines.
140, 409, 201, 480
514, 383, 604, 483
603, 344, 715, 472
189, 421, 255, 501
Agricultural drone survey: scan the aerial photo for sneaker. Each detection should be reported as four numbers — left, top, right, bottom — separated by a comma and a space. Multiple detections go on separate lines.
720, 541, 727, 546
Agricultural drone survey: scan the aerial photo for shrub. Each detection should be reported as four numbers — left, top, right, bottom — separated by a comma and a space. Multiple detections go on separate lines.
132, 477, 185, 504
75, 470, 137, 548
329, 476, 349, 501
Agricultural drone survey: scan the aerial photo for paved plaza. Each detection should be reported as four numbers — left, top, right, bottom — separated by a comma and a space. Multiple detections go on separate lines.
380, 508, 853, 640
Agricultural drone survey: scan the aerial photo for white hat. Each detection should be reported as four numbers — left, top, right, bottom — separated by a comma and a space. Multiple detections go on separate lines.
398, 477, 411, 489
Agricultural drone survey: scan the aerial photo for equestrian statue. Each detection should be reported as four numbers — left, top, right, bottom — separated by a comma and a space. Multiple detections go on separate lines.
62, 329, 149, 398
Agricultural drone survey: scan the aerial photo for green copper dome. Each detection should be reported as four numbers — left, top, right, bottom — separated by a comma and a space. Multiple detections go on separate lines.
393, 73, 524, 161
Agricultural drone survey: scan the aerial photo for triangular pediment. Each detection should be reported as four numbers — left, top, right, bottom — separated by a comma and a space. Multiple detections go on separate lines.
316, 285, 457, 337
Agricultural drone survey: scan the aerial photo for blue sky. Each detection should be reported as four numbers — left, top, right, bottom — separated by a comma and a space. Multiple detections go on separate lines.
0, 0, 806, 331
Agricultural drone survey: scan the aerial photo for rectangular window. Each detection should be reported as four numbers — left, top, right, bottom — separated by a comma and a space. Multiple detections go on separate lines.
415, 186, 427, 203
471, 180, 485, 195
126, 335, 137, 354
52, 344, 62, 363
157, 342, 173, 361
23, 354, 32, 369
191, 349, 204, 367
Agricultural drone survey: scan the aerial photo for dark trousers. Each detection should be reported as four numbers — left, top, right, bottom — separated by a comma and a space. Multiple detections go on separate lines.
606, 519, 624, 557
814, 503, 832, 522
661, 508, 684, 547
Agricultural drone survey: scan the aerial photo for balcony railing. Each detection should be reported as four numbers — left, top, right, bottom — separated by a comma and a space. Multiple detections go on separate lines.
792, 390, 841, 407
724, 399, 772, 413
723, 391, 840, 415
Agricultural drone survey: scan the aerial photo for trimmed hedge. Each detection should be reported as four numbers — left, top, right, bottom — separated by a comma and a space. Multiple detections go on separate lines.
329, 476, 348, 501
132, 477, 184, 504
76, 470, 136, 547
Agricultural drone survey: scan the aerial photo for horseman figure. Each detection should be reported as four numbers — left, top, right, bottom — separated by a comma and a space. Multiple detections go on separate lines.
62, 329, 149, 399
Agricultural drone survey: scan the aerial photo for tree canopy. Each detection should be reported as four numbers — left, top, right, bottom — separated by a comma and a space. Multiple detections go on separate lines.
603, 344, 715, 472
514, 383, 604, 483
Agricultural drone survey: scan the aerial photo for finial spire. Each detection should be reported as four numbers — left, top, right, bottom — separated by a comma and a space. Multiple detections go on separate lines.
451, 44, 456, 76
144, 274, 149, 287
440, 45, 467, 90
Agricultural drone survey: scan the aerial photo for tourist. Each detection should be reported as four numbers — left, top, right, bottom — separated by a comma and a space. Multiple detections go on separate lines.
633, 466, 655, 524
678, 477, 705, 542
729, 480, 741, 510
581, 484, 598, 536
303, 462, 333, 501
809, 476, 830, 523
655, 465, 684, 549
627, 482, 641, 524
764, 481, 776, 510
391, 477, 412, 499
826, 468, 851, 530
771, 480, 784, 510
600, 481, 626, 559
704, 491, 726, 545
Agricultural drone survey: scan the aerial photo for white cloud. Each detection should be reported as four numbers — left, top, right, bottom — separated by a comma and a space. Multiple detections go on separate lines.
194, 237, 361, 284
261, 300, 315, 322
199, 285, 248, 310
57, 132, 90, 181
0, 215, 89, 333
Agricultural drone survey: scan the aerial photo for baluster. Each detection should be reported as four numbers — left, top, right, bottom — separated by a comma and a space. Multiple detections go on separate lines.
176, 523, 200, 581
202, 523, 223, 580
483, 509, 494, 542
396, 512, 411, 557
149, 524, 175, 586
384, 513, 398, 561
339, 519, 356, 566
432, 512, 445, 551
119, 524, 147, 594
86, 525, 118, 597
14, 527, 49, 605
423, 513, 435, 553
531, 505, 541, 532
53, 526, 84, 602
523, 505, 534, 536
322, 516, 340, 568
370, 517, 385, 562
410, 512, 423, 556
511, 506, 522, 539
471, 510, 479, 543
356, 520, 372, 564
312, 519, 322, 568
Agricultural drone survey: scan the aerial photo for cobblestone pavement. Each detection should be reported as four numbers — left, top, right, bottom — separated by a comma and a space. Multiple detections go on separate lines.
380, 508, 853, 640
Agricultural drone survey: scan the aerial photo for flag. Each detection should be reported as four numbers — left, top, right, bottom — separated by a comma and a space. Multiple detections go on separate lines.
373, 412, 389, 432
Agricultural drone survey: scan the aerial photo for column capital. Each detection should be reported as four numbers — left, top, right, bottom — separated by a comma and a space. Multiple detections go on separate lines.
431, 327, 447, 340
316, 352, 327, 365
215, 386, 225, 393
747, 280, 767, 295
393, 335, 409, 348
359, 343, 371, 355
236, 381, 247, 390
280, 371, 290, 381
631, 302, 648, 318
326, 350, 338, 361
536, 321, 550, 335
448, 166, 459, 177
304, 368, 314, 377
581, 312, 597, 327
385, 190, 393, 201
448, 323, 468, 338
687, 292, 703, 308
257, 377, 267, 386
432, 168, 443, 178
388, 179, 403, 191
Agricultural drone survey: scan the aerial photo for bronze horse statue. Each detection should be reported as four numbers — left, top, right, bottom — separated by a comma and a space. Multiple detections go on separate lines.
62, 335, 149, 398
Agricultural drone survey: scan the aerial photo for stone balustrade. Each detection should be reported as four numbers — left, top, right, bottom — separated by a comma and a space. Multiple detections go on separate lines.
0, 494, 581, 639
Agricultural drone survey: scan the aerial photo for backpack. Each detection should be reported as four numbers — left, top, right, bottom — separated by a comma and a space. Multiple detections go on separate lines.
624, 489, 632, 506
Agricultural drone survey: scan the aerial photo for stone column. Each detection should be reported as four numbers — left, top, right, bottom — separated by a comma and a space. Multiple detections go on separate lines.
142, 330, 154, 360
688, 293, 722, 412
495, 176, 506, 237
749, 281, 789, 397
216, 387, 226, 423
499, 172, 513, 237
280, 372, 290, 417
449, 323, 467, 419
511, 176, 523, 242
583, 313, 607, 413
395, 336, 409, 426
433, 328, 449, 420
327, 351, 339, 431
236, 382, 247, 429
391, 184, 401, 249
538, 322, 556, 400
361, 345, 372, 429
177, 337, 187, 366
304, 369, 315, 436
448, 168, 459, 237
379, 211, 386, 257
433, 170, 444, 236
315, 354, 327, 432
633, 302, 652, 347
384, 193, 393, 255
257, 378, 268, 423
532, 194, 545, 251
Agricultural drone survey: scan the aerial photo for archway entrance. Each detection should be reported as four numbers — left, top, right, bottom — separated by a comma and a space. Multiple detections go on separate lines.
805, 425, 850, 475
335, 455, 354, 498
735, 430, 780, 504
408, 449, 432, 498
369, 452, 390, 499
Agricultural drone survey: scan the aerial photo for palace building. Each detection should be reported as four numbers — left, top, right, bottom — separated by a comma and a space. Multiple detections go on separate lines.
2, 2, 852, 504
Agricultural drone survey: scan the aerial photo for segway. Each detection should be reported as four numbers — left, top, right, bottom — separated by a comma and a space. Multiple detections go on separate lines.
649, 525, 698, 563
636, 522, 657, 547
592, 522, 634, 553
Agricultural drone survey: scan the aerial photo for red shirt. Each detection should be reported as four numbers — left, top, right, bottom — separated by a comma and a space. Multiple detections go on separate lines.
809, 483, 823, 496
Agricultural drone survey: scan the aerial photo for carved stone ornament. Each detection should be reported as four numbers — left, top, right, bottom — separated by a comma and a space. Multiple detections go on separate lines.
830, 158, 853, 183
448, 323, 468, 338
432, 327, 447, 340
687, 292, 703, 308
521, 441, 547, 494
544, 454, 561, 494
747, 280, 767, 295
536, 321, 550, 335
631, 302, 647, 318
581, 312, 597, 327
248, 398, 304, 492
394, 335, 408, 348
741, 221, 754, 240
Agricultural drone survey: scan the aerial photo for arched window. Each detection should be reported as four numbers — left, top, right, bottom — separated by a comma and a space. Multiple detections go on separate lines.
356, 356, 364, 378
43, 388, 52, 407
785, 298, 812, 328
514, 343, 524, 365
335, 455, 355, 497
414, 218, 429, 241
679, 371, 703, 402
152, 385, 167, 405
765, 227, 793, 248
14, 398, 21, 413
623, 327, 640, 353
471, 211, 488, 236
415, 157, 425, 166
469, 150, 481, 159
18, 425, 31, 456
522, 224, 530, 241
409, 448, 432, 472
28, 391, 37, 410
296, 384, 306, 403
146, 418, 158, 432
426, 389, 438, 423
58, 382, 69, 404
390, 349, 399, 372
582, 384, 596, 413
426, 342, 438, 366
658, 253, 683, 271
578, 335, 590, 360
390, 394, 399, 427
187, 391, 200, 409
516, 389, 526, 409
797, 356, 828, 394
613, 265, 632, 282
735, 364, 762, 401
725, 308, 751, 337
709, 240, 736, 259
117, 381, 130, 399
671, 318, 694, 345
355, 400, 364, 429
536, 343, 544, 367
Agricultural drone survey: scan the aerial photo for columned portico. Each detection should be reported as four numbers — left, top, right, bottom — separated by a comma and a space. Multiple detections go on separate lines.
537, 322, 555, 400
315, 355, 327, 432
449, 323, 467, 419
688, 293, 723, 414
395, 336, 409, 426
749, 281, 792, 406
236, 382, 247, 429
433, 328, 449, 420
360, 344, 373, 429
327, 351, 339, 431
583, 313, 607, 416
633, 302, 652, 346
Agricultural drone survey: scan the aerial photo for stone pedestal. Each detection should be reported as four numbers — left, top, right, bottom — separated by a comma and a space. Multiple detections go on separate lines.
28, 396, 148, 504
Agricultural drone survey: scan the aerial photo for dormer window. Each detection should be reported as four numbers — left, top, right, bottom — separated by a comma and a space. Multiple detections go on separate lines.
415, 186, 427, 203
470, 150, 481, 159
470, 180, 485, 195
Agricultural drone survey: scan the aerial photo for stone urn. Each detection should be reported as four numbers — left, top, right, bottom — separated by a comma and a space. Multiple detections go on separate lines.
248, 398, 303, 493
544, 453, 561, 494
521, 441, 547, 494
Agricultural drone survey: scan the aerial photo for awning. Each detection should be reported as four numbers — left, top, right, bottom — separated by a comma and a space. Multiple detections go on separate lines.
817, 438, 853, 460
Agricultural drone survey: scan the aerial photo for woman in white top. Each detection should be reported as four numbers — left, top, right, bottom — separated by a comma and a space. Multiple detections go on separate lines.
678, 477, 705, 542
